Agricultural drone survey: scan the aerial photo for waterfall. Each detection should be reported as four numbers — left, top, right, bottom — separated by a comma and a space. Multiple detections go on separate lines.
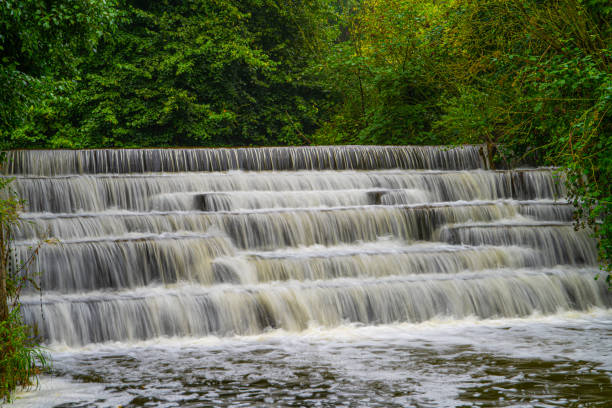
7, 146, 609, 347
3, 145, 487, 175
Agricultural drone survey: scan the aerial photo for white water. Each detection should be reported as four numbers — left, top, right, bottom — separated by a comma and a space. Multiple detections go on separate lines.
12, 310, 612, 407
5, 146, 610, 406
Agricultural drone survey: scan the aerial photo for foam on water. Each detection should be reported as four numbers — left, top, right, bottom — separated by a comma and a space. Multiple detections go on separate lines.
12, 310, 612, 407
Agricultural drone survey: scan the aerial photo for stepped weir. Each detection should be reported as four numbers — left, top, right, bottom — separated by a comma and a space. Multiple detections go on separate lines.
7, 145, 609, 346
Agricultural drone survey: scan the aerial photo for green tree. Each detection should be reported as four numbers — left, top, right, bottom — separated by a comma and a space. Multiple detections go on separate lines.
433, 0, 611, 279
314, 0, 447, 145
17, 0, 333, 148
0, 0, 118, 148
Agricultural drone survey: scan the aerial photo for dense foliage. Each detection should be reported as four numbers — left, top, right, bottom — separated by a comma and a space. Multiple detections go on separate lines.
0, 2, 610, 267
3, 0, 333, 148
0, 0, 119, 147
0, 173, 48, 402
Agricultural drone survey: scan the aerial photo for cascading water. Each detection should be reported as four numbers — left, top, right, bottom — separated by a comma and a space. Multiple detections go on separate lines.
6, 146, 612, 407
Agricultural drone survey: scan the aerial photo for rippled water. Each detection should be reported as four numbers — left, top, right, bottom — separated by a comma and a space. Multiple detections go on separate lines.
13, 311, 612, 407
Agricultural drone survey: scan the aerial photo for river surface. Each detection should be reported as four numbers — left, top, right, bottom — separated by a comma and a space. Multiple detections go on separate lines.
12, 310, 612, 407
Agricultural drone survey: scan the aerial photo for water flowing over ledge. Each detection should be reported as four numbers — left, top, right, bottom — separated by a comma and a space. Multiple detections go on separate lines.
3, 145, 488, 175
8, 145, 608, 348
